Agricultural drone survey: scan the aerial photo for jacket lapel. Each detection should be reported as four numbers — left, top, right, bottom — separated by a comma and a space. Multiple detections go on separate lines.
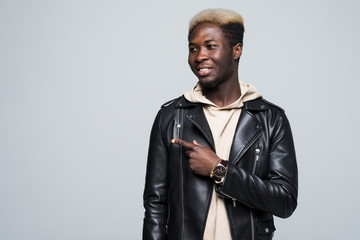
186, 105, 215, 150
229, 110, 263, 164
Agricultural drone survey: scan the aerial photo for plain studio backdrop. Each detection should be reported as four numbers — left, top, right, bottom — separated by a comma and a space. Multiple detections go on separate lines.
1, 0, 359, 239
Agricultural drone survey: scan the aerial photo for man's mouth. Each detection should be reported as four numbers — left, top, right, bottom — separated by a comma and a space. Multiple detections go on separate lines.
197, 67, 213, 76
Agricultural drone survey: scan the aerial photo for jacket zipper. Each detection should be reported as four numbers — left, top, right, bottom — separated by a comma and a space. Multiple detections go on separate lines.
233, 130, 262, 165
219, 191, 239, 207
178, 108, 184, 239
250, 209, 255, 240
167, 110, 184, 235
250, 147, 260, 240
252, 148, 261, 174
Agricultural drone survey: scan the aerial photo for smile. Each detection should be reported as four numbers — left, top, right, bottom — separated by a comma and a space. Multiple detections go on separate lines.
197, 68, 213, 76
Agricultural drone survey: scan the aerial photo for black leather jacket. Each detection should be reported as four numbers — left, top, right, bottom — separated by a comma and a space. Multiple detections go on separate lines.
143, 96, 298, 240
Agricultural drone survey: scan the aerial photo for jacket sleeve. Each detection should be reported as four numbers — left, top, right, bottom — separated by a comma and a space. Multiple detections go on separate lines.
218, 111, 298, 218
143, 112, 168, 240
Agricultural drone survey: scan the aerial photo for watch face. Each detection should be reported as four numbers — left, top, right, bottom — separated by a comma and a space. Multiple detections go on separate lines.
213, 165, 226, 181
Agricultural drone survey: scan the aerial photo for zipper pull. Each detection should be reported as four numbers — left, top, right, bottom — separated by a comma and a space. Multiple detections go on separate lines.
255, 148, 260, 161
252, 148, 261, 174
232, 198, 236, 207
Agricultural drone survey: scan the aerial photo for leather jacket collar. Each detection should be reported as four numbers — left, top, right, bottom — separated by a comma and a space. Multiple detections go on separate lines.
174, 96, 268, 164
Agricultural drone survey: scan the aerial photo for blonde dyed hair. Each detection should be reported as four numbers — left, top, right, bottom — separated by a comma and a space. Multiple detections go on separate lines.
189, 9, 244, 33
188, 9, 245, 46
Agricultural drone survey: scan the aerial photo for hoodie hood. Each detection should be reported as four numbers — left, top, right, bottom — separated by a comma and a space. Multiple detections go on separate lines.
184, 81, 262, 109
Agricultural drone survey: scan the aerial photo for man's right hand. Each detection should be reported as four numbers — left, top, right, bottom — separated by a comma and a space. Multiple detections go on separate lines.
171, 138, 220, 176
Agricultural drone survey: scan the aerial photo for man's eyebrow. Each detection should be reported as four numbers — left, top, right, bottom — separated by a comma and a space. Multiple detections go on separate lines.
188, 39, 218, 46
204, 39, 217, 43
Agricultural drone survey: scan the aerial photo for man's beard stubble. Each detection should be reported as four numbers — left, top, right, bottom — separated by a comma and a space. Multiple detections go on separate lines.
198, 79, 220, 90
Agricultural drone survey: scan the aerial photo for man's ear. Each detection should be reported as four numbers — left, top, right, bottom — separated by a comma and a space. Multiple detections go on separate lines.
233, 43, 242, 61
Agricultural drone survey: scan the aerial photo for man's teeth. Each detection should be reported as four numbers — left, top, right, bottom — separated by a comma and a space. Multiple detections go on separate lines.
199, 68, 209, 72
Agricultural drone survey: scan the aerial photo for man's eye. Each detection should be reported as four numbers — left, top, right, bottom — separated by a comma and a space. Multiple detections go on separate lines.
207, 44, 216, 49
189, 47, 198, 52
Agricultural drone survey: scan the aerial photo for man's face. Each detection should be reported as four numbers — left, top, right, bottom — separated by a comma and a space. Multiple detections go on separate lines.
188, 22, 240, 89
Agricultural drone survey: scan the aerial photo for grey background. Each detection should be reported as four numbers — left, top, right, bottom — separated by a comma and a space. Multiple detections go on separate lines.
1, 0, 359, 239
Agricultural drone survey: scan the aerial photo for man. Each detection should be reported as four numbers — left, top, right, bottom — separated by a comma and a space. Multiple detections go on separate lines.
143, 9, 298, 240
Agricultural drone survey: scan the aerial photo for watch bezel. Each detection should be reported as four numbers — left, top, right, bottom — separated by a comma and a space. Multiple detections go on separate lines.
213, 165, 226, 181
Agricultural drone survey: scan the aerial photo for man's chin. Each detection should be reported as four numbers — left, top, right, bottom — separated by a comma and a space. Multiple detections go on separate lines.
199, 79, 219, 90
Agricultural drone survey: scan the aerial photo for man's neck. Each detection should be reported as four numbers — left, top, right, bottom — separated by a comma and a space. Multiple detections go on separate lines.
202, 78, 241, 108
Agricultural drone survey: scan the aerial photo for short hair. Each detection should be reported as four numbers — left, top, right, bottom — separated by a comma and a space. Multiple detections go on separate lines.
188, 9, 245, 46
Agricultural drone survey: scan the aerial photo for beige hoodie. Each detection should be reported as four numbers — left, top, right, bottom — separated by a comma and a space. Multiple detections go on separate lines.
184, 81, 261, 240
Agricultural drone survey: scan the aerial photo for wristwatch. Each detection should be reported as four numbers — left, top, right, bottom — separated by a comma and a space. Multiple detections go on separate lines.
210, 159, 228, 182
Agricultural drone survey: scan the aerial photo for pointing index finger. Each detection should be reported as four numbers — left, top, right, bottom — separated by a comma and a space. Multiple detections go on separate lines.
171, 138, 195, 148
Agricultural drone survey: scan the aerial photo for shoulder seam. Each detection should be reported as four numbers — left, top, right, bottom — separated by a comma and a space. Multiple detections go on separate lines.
161, 95, 183, 108
261, 98, 285, 112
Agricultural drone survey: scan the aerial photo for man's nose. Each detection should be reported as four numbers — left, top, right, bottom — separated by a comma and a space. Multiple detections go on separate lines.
195, 48, 209, 62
